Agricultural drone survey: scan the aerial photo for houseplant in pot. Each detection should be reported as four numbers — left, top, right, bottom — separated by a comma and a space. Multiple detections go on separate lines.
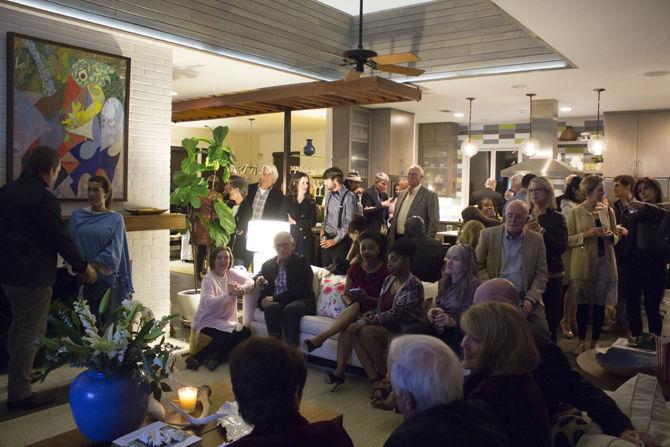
35, 290, 175, 442
170, 126, 237, 325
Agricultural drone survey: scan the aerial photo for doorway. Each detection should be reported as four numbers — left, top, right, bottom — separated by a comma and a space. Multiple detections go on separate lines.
467, 148, 520, 200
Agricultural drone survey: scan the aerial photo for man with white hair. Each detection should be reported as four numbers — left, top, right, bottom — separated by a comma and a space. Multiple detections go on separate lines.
234, 164, 285, 266
475, 200, 548, 327
361, 171, 391, 232
470, 177, 504, 215
389, 165, 439, 244
384, 334, 509, 447
255, 232, 315, 347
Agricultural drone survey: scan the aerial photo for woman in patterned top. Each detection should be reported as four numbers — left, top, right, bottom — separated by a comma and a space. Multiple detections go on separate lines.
304, 231, 389, 390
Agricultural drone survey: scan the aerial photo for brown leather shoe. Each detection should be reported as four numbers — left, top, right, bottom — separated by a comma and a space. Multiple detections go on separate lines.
6, 392, 56, 411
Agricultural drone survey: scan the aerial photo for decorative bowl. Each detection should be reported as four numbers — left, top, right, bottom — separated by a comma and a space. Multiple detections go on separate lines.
124, 207, 168, 215
595, 347, 658, 377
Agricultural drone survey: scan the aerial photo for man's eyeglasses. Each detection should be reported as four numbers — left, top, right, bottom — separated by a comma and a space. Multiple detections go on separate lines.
274, 242, 291, 249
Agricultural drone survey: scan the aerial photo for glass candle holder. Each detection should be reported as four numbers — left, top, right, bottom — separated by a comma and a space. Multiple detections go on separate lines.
178, 386, 198, 412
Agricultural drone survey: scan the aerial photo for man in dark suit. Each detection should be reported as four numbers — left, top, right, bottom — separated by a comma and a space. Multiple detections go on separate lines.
405, 216, 446, 283
389, 165, 440, 244
256, 232, 315, 347
361, 172, 390, 232
470, 178, 504, 215
233, 165, 285, 267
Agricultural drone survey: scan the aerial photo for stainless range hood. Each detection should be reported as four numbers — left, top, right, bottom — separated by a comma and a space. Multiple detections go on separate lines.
500, 158, 583, 178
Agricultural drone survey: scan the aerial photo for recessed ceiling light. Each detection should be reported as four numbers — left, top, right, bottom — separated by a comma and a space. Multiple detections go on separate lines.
644, 70, 670, 77
170, 91, 179, 96
512, 84, 527, 89
560, 106, 572, 112
454, 112, 464, 118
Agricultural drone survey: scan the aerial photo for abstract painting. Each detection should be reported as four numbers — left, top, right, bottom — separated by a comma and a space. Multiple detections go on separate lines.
7, 33, 130, 200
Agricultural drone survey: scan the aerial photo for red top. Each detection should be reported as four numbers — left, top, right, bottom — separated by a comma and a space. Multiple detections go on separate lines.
379, 288, 395, 312
346, 262, 389, 313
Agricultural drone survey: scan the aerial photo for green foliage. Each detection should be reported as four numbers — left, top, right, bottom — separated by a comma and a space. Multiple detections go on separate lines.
170, 126, 238, 276
36, 294, 176, 402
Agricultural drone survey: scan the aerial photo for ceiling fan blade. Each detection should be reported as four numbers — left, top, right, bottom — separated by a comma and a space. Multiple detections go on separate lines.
345, 68, 362, 81
371, 53, 419, 65
377, 64, 425, 76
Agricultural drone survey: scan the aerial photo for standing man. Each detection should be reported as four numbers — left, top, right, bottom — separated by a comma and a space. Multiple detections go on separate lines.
475, 200, 549, 330
320, 167, 358, 267
234, 165, 285, 267
470, 178, 504, 215
361, 172, 390, 232
256, 232, 315, 347
0, 146, 96, 411
611, 174, 636, 337
389, 165, 439, 244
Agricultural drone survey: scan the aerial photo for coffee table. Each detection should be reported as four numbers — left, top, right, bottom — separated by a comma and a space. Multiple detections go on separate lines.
26, 378, 342, 447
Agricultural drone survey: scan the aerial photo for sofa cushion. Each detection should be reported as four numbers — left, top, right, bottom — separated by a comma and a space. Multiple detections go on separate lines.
317, 275, 347, 318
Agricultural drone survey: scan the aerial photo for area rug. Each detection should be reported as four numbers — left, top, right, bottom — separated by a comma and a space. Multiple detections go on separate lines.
0, 384, 70, 423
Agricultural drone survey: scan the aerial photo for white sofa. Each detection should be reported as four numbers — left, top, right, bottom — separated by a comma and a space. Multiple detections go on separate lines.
243, 265, 438, 368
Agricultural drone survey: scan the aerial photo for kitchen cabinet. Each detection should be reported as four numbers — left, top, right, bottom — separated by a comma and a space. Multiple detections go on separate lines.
604, 110, 670, 178
332, 106, 370, 183
418, 122, 459, 196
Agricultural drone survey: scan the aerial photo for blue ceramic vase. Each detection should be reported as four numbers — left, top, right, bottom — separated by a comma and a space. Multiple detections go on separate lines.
70, 369, 150, 442
303, 139, 316, 156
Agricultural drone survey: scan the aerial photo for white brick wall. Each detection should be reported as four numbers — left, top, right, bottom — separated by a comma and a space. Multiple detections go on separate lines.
0, 5, 173, 318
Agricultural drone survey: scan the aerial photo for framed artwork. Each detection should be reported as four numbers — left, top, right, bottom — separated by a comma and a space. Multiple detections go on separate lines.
7, 32, 131, 200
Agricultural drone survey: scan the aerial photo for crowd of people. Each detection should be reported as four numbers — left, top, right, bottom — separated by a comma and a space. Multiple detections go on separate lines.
1, 146, 668, 446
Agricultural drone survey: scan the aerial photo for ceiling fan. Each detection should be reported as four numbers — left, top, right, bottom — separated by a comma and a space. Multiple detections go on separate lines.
342, 0, 425, 81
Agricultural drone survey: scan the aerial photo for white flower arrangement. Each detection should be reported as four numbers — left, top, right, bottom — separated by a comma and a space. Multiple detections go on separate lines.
37, 289, 176, 400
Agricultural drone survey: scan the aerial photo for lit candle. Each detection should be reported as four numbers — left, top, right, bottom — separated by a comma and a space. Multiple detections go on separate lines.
178, 386, 198, 412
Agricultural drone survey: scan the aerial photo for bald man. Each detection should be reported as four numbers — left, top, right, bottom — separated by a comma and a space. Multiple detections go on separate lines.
475, 200, 548, 329
472, 279, 659, 447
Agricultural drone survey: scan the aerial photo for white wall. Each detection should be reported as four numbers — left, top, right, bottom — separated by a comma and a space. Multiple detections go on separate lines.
0, 4, 173, 318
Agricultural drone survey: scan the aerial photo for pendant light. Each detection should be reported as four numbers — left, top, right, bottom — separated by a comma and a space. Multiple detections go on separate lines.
588, 88, 607, 156
461, 97, 479, 157
520, 93, 540, 157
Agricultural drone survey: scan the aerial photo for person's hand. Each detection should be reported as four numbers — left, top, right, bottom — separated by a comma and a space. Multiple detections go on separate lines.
525, 220, 542, 233
255, 276, 268, 287
427, 307, 443, 323
381, 200, 391, 208
79, 264, 97, 284
228, 283, 243, 298
616, 224, 629, 237
349, 288, 368, 302
483, 208, 496, 218
620, 430, 661, 447
584, 227, 606, 238
432, 311, 455, 331
287, 215, 296, 225
628, 200, 644, 211
320, 238, 336, 249
520, 298, 533, 318
260, 296, 273, 310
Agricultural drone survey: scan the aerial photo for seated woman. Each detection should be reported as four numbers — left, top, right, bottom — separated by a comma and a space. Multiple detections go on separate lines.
228, 337, 354, 447
411, 244, 479, 356
303, 231, 389, 388
461, 205, 501, 228
457, 220, 485, 249
68, 175, 132, 320
186, 246, 253, 371
344, 214, 369, 265
461, 302, 551, 447
343, 239, 425, 402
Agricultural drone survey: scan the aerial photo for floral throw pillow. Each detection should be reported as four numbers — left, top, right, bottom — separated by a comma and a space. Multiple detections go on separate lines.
317, 275, 347, 318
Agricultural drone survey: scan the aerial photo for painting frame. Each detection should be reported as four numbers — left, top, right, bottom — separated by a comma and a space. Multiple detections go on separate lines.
7, 32, 131, 201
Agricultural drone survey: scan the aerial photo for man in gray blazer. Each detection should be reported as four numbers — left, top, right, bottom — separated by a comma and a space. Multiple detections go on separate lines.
389, 165, 440, 244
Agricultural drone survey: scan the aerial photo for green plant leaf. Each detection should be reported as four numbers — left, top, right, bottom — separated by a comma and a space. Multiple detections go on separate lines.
173, 171, 194, 187
98, 289, 111, 317
160, 382, 172, 392
190, 195, 201, 209
181, 138, 198, 158
212, 126, 229, 145
214, 200, 236, 234
48, 314, 83, 344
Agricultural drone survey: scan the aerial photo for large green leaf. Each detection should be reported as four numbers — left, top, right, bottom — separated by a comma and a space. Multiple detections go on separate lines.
173, 171, 194, 187
181, 138, 198, 158
214, 200, 236, 234
212, 126, 229, 145
98, 289, 111, 317
190, 195, 201, 209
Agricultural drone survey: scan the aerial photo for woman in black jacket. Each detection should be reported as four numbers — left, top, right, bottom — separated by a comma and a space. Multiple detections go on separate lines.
625, 177, 668, 336
527, 176, 568, 342
281, 171, 317, 265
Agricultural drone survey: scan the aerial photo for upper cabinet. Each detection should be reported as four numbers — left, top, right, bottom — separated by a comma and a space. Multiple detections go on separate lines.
418, 122, 459, 197
332, 106, 370, 183
603, 110, 670, 178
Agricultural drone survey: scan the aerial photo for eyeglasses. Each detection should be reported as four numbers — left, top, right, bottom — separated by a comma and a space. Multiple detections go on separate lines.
274, 242, 292, 249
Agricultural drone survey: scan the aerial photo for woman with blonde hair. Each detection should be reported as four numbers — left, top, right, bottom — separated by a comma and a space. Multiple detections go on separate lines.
566, 175, 618, 354
526, 176, 568, 342
461, 302, 550, 447
458, 220, 485, 249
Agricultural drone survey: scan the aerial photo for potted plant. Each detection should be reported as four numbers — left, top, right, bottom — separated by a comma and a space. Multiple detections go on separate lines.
170, 126, 237, 325
35, 291, 175, 443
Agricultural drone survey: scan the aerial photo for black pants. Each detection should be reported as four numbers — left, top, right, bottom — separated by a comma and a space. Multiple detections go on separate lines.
543, 277, 564, 343
577, 304, 605, 341
264, 300, 315, 346
192, 326, 251, 364
615, 256, 632, 330
320, 238, 351, 268
625, 254, 666, 336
